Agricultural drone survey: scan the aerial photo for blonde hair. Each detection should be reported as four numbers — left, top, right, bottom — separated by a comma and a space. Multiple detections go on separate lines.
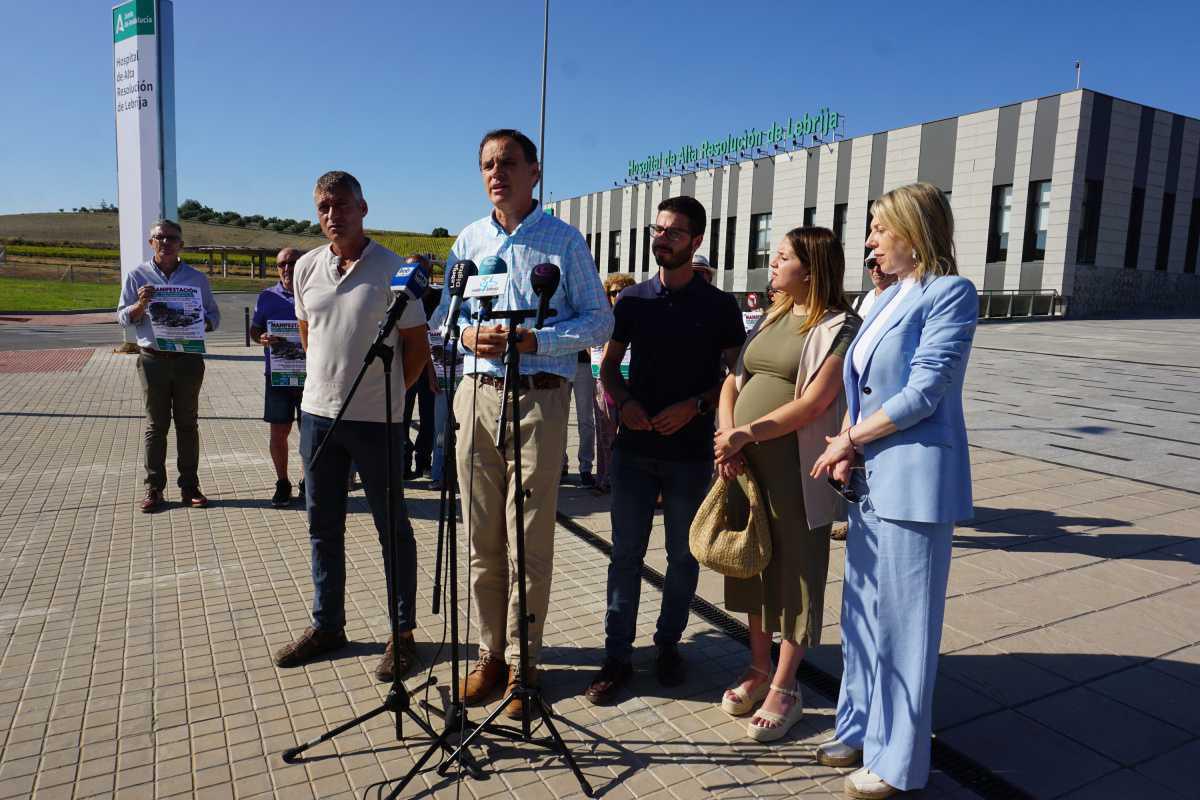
870, 182, 957, 279
763, 227, 852, 334
604, 272, 636, 294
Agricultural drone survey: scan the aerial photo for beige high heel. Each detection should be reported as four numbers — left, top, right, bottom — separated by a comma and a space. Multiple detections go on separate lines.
720, 664, 771, 716
746, 682, 804, 742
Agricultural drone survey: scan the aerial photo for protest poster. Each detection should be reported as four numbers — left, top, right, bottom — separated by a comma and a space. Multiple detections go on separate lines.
429, 328, 466, 390
267, 320, 305, 387
148, 285, 205, 353
590, 344, 630, 380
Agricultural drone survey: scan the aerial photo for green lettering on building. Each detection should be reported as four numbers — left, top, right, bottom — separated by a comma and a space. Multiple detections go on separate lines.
626, 108, 843, 179
113, 0, 155, 43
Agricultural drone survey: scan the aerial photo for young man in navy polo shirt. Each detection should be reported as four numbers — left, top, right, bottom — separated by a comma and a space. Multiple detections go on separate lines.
250, 247, 305, 507
588, 196, 745, 704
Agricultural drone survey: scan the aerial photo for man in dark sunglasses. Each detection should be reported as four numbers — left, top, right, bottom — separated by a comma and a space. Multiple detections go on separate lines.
116, 219, 220, 512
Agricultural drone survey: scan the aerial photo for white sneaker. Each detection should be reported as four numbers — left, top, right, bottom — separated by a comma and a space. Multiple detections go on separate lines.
844, 767, 898, 799
815, 738, 863, 767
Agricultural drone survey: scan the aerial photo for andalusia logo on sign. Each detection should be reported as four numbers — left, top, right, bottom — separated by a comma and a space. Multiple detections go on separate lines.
113, 0, 155, 42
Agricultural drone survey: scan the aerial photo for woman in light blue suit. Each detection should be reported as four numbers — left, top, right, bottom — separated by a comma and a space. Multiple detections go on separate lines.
811, 182, 977, 800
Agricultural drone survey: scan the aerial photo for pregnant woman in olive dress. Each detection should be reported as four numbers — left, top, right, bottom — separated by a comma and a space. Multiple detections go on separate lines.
714, 226, 860, 741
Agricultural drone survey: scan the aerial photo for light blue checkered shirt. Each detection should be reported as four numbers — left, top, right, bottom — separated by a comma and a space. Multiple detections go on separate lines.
435, 204, 613, 380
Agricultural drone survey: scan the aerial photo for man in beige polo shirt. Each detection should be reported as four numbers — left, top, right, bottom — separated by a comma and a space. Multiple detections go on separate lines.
272, 171, 431, 683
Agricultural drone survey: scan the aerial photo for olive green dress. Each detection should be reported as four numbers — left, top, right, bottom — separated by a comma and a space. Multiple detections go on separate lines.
724, 312, 854, 644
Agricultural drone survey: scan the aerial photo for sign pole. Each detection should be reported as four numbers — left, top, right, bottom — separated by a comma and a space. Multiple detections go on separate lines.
112, 0, 176, 285
536, 0, 549, 210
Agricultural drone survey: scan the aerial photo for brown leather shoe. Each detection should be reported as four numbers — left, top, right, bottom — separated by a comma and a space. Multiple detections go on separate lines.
140, 488, 164, 513
181, 487, 209, 508
459, 657, 506, 706
502, 664, 539, 721
375, 634, 419, 683
584, 658, 632, 705
273, 626, 348, 668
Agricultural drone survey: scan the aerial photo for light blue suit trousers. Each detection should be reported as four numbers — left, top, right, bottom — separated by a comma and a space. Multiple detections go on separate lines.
835, 479, 952, 790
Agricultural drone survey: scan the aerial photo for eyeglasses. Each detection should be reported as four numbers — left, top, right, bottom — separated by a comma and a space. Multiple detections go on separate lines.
647, 224, 692, 243
607, 290, 621, 297
152, 234, 182, 244
278, 260, 298, 268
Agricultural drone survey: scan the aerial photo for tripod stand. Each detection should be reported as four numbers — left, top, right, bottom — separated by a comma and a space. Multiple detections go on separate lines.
382, 309, 487, 798
281, 298, 449, 770
438, 308, 594, 797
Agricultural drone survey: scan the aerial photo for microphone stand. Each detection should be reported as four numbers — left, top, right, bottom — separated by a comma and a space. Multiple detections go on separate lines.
386, 313, 487, 797
441, 307, 595, 798
281, 295, 450, 771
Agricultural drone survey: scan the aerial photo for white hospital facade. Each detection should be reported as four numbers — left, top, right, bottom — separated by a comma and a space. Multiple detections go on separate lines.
551, 89, 1200, 317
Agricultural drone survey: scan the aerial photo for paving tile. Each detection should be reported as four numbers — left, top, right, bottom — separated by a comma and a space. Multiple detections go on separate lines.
937, 710, 1116, 797
1059, 768, 1186, 800
3, 336, 1198, 800
1135, 739, 1200, 798
1018, 686, 1193, 766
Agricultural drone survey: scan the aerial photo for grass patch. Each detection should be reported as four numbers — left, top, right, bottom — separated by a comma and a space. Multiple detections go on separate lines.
0, 275, 274, 311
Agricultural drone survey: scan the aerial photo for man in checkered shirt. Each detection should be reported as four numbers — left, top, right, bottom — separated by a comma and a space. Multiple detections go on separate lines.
435, 129, 613, 719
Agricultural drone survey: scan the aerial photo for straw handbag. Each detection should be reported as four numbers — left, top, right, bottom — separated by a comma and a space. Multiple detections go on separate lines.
688, 468, 771, 579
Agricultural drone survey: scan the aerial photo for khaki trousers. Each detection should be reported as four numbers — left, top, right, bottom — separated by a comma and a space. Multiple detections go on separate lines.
454, 377, 569, 666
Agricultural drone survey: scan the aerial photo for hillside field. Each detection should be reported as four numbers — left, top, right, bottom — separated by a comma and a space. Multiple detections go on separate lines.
0, 213, 455, 262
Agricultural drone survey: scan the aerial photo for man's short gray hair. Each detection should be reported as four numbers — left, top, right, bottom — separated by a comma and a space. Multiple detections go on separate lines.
150, 218, 183, 237
314, 171, 364, 202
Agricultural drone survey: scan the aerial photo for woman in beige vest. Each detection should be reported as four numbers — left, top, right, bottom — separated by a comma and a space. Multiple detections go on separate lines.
714, 226, 860, 741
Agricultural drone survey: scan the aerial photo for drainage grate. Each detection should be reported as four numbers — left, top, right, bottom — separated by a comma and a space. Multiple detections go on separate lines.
556, 512, 1034, 800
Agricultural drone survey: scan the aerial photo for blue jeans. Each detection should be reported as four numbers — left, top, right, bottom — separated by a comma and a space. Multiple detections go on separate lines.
605, 448, 713, 661
300, 412, 417, 634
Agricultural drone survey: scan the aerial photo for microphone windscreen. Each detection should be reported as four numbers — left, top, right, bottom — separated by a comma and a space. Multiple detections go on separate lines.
479, 255, 508, 276
449, 260, 477, 296
390, 262, 430, 299
530, 262, 560, 297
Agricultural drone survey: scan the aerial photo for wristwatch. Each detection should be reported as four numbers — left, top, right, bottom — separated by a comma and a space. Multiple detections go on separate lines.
695, 396, 713, 415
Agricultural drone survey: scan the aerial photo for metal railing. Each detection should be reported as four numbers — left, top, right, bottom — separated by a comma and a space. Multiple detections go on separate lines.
843, 289, 1060, 320
978, 289, 1059, 319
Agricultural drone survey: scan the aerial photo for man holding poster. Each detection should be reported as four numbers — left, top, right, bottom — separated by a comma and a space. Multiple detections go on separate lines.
117, 219, 220, 513
250, 248, 305, 507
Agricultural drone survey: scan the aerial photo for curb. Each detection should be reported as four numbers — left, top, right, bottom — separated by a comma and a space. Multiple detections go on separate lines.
0, 308, 115, 316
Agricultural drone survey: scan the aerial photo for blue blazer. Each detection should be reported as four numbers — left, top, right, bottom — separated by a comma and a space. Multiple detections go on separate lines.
845, 274, 977, 524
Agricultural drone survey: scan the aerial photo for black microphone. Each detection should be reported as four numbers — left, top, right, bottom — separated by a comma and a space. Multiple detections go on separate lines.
443, 259, 476, 341
530, 262, 560, 330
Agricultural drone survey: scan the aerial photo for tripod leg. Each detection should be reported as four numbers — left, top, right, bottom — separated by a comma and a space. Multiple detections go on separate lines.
282, 701, 395, 763
534, 695, 595, 796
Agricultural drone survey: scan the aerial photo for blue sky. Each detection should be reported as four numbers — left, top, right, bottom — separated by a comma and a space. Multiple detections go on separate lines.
2, 0, 1197, 234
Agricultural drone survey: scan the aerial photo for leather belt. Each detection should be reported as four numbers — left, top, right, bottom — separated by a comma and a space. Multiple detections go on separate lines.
473, 372, 564, 391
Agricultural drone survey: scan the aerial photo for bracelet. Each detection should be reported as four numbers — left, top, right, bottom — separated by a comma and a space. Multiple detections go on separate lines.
845, 427, 856, 448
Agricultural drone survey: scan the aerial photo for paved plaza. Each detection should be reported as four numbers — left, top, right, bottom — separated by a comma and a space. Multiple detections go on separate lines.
0, 311, 1197, 798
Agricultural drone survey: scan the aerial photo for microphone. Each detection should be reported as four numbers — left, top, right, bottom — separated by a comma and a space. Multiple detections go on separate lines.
530, 262, 560, 330
474, 255, 508, 318
380, 261, 430, 338
442, 259, 477, 340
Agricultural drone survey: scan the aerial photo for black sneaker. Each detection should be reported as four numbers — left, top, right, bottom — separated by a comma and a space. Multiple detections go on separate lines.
580, 471, 597, 488
656, 644, 686, 687
271, 479, 292, 508
297, 479, 306, 504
